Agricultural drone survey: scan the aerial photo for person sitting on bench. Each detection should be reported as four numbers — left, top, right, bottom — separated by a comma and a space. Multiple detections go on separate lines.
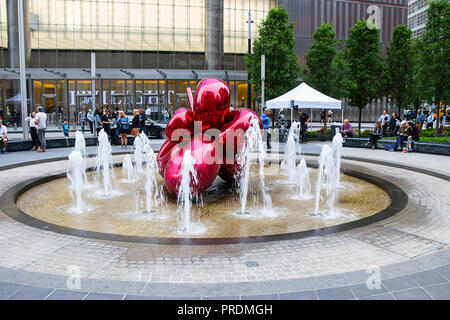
366, 121, 383, 150
0, 120, 8, 154
394, 120, 409, 151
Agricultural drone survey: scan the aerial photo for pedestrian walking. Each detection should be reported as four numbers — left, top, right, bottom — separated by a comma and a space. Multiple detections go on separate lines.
109, 113, 118, 145
426, 112, 435, 129
12, 109, 20, 130
35, 106, 47, 152
87, 109, 94, 134
78, 109, 87, 133
416, 109, 425, 137
320, 109, 326, 126
378, 109, 390, 137
101, 108, 111, 137
117, 111, 130, 148
299, 109, 311, 143
139, 108, 147, 135
327, 110, 333, 123
132, 109, 140, 138
94, 110, 103, 135
145, 106, 151, 118
61, 119, 70, 137
25, 112, 40, 151
261, 108, 271, 149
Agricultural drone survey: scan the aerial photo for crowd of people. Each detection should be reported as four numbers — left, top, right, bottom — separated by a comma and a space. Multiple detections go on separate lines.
362, 109, 422, 152
262, 106, 439, 154
0, 105, 174, 154
79, 106, 156, 147
0, 103, 445, 156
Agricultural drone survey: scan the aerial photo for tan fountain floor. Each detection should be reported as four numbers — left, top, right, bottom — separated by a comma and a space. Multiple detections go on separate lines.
16, 165, 391, 238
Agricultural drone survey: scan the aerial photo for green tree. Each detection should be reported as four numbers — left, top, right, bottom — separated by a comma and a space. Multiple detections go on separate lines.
343, 20, 385, 132
303, 23, 341, 97
386, 25, 413, 116
420, 0, 450, 136
408, 38, 427, 112
245, 7, 300, 105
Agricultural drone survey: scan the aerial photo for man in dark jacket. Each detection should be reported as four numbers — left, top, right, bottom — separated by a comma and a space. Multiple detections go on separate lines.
299, 110, 311, 143
139, 108, 147, 135
393, 120, 409, 151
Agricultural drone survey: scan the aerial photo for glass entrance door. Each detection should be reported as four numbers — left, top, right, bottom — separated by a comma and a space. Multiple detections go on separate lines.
43, 95, 57, 125
42, 81, 58, 125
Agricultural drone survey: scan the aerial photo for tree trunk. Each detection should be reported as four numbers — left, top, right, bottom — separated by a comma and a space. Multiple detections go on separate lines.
444, 104, 448, 128
435, 101, 440, 137
358, 107, 362, 134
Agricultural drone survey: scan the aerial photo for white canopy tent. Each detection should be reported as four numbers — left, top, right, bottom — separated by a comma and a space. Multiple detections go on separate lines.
265, 82, 343, 125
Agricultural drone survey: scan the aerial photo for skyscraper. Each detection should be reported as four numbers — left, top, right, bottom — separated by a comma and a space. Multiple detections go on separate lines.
278, 0, 408, 64
407, 0, 430, 38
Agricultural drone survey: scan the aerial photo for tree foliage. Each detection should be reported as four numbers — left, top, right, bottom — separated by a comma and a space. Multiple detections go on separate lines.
386, 25, 413, 116
245, 7, 301, 104
419, 0, 450, 135
343, 20, 385, 132
302, 23, 346, 98
408, 38, 428, 111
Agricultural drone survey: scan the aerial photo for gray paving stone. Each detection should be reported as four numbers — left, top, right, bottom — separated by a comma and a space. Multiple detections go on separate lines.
162, 296, 202, 300
392, 288, 433, 300
409, 270, 448, 287
423, 282, 450, 300
45, 289, 88, 300
279, 291, 317, 300
7, 285, 54, 300
85, 292, 124, 300
435, 264, 450, 281
241, 294, 279, 300
0, 281, 23, 299
382, 276, 419, 292
348, 283, 388, 298
0, 145, 449, 298
360, 293, 395, 300
123, 295, 162, 300
202, 296, 240, 300
315, 287, 354, 300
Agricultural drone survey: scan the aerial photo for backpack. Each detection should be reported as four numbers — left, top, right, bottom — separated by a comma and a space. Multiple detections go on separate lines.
120, 117, 129, 130
385, 143, 395, 151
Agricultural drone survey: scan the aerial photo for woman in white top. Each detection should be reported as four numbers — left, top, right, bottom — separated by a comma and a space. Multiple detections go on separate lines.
25, 112, 40, 151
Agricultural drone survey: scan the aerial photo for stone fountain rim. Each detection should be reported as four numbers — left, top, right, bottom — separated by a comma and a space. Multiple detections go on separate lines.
0, 160, 408, 245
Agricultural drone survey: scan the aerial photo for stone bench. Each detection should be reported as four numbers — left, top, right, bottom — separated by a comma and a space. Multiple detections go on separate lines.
343, 138, 450, 156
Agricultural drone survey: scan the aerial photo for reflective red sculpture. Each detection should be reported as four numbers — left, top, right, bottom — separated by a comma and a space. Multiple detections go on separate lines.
157, 78, 262, 195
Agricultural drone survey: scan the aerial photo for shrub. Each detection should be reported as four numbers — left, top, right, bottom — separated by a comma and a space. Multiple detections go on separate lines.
419, 136, 450, 144
358, 129, 373, 138
421, 128, 437, 137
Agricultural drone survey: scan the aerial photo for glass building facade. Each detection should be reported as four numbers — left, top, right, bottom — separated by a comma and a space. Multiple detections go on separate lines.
0, 0, 408, 125
408, 0, 429, 38
0, 0, 275, 125
0, 0, 276, 69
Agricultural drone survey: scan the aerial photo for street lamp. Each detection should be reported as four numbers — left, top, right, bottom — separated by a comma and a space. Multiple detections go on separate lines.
261, 54, 265, 115
246, 10, 254, 109
17, 0, 28, 139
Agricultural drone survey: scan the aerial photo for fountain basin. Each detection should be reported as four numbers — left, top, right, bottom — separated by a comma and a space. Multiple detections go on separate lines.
6, 160, 408, 245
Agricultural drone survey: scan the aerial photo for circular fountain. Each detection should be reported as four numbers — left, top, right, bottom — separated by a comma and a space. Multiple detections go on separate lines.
10, 79, 406, 244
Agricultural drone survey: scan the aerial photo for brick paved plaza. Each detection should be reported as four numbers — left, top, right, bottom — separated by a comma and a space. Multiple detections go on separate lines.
0, 141, 448, 300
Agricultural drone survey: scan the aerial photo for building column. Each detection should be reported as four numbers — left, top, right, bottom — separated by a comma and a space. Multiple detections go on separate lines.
206, 0, 224, 70
7, 0, 31, 68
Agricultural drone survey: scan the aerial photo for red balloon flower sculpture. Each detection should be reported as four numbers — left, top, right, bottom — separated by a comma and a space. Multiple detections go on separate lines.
156, 78, 263, 195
